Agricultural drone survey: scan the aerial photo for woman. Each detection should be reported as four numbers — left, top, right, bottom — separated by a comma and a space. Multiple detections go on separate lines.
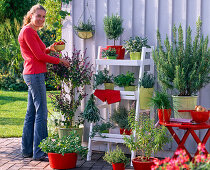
18, 4, 69, 161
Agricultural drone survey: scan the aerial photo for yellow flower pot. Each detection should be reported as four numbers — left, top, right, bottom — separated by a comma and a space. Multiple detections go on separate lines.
124, 86, 136, 91
139, 87, 154, 110
130, 52, 141, 60
77, 31, 93, 39
104, 83, 114, 90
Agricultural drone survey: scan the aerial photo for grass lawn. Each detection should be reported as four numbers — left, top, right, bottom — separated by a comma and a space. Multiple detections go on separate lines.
0, 90, 55, 138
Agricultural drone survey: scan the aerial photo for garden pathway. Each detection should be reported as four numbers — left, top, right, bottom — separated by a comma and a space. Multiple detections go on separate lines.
0, 138, 134, 170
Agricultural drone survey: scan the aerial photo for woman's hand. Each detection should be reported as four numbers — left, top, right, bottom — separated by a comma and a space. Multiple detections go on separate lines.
59, 58, 70, 67
48, 44, 56, 52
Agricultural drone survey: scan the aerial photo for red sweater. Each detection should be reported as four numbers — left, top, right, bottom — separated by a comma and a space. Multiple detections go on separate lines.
18, 26, 59, 75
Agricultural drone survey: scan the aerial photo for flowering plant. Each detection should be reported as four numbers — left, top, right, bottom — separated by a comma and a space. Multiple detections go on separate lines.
39, 131, 87, 158
48, 49, 93, 127
123, 36, 150, 54
152, 143, 210, 170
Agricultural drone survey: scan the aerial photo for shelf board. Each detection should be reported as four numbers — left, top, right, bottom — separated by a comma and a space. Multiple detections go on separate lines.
96, 59, 141, 66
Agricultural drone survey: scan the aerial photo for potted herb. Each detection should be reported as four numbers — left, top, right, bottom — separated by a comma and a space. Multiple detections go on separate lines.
114, 71, 135, 91
102, 47, 118, 59
123, 110, 170, 170
90, 122, 113, 138
39, 131, 87, 169
48, 49, 93, 139
73, 19, 95, 39
153, 17, 210, 119
93, 68, 114, 90
139, 72, 155, 109
123, 36, 150, 60
103, 146, 130, 170
149, 90, 172, 123
82, 94, 100, 123
103, 14, 125, 59
111, 107, 131, 135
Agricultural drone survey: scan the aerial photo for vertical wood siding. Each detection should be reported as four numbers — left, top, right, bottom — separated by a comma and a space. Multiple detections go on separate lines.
62, 0, 210, 154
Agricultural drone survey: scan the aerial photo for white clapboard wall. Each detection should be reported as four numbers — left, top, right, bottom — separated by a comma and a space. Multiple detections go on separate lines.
61, 0, 210, 156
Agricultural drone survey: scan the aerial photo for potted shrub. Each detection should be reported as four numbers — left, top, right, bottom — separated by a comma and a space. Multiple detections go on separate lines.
111, 107, 131, 135
102, 47, 118, 59
48, 49, 93, 139
90, 121, 113, 138
123, 110, 170, 170
93, 68, 114, 90
139, 72, 155, 109
103, 14, 125, 59
123, 36, 150, 60
153, 17, 210, 119
73, 19, 95, 39
103, 146, 130, 170
39, 131, 88, 169
114, 71, 135, 91
149, 90, 172, 123
82, 94, 101, 123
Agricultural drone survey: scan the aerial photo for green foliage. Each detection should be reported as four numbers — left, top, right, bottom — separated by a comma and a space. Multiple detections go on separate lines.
123, 36, 150, 54
42, 0, 71, 41
38, 28, 57, 47
93, 68, 114, 89
149, 91, 172, 109
102, 48, 118, 58
139, 72, 155, 88
0, 0, 38, 24
124, 110, 170, 161
111, 107, 130, 129
153, 17, 210, 96
103, 14, 124, 46
114, 71, 135, 87
73, 19, 94, 32
39, 131, 88, 158
103, 146, 130, 165
90, 122, 113, 138
82, 94, 100, 123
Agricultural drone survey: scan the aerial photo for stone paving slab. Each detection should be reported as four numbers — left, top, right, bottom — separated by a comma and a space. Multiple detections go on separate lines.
0, 138, 134, 170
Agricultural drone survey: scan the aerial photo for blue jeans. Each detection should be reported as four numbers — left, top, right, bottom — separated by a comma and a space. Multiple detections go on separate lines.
22, 73, 48, 159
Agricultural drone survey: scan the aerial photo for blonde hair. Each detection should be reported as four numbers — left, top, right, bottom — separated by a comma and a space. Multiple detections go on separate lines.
22, 4, 46, 27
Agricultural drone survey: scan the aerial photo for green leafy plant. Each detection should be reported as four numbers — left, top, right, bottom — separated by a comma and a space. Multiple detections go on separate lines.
139, 72, 155, 88
90, 122, 113, 138
124, 109, 170, 162
73, 19, 94, 32
93, 68, 114, 89
39, 131, 87, 158
103, 146, 130, 165
149, 90, 172, 109
82, 94, 100, 123
102, 48, 118, 58
114, 71, 135, 87
111, 107, 130, 130
103, 14, 124, 46
123, 36, 150, 54
153, 17, 210, 96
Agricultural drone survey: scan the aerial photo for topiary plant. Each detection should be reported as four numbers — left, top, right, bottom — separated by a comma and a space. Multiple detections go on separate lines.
103, 14, 124, 46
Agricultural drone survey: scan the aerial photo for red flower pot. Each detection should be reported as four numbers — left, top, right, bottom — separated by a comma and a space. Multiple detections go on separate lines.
112, 163, 125, 170
190, 110, 210, 123
48, 152, 77, 169
106, 45, 125, 59
120, 128, 125, 134
132, 157, 158, 170
158, 109, 171, 123
125, 129, 132, 135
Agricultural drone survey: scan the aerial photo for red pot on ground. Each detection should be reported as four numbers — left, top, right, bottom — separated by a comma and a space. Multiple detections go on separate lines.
158, 109, 171, 123
112, 163, 125, 170
132, 157, 158, 170
190, 110, 210, 123
48, 152, 77, 169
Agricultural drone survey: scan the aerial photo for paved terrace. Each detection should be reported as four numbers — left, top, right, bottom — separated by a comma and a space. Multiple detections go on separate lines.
0, 138, 134, 170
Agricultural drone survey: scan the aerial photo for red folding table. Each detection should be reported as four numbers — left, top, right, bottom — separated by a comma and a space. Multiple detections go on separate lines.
159, 118, 210, 160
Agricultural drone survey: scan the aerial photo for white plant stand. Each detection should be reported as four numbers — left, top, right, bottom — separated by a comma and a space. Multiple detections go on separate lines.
87, 47, 154, 165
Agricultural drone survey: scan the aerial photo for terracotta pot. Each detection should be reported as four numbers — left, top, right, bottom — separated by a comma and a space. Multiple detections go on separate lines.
112, 163, 125, 170
48, 152, 77, 169
158, 109, 171, 123
191, 110, 210, 123
132, 157, 158, 170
